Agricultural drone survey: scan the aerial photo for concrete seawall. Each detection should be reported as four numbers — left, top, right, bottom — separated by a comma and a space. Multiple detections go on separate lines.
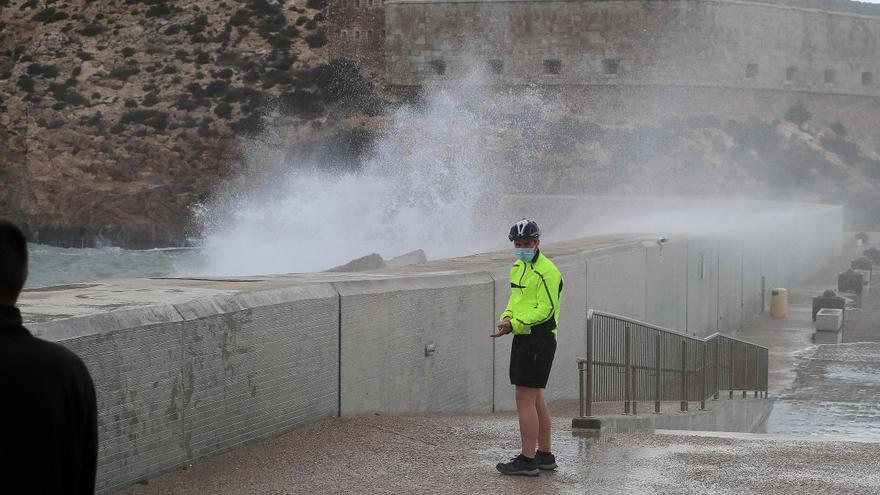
18, 199, 842, 493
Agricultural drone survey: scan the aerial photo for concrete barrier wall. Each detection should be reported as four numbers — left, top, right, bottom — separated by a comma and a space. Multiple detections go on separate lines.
40, 286, 340, 494
645, 239, 688, 333
24, 201, 842, 492
585, 244, 648, 321
336, 274, 495, 415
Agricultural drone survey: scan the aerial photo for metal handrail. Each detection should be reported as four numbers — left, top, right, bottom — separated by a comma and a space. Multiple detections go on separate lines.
578, 310, 769, 418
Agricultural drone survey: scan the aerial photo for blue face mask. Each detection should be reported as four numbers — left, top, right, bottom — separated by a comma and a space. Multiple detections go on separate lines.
515, 247, 536, 263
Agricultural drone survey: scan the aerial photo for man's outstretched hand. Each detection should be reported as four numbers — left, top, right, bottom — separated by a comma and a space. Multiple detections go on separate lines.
491, 318, 512, 338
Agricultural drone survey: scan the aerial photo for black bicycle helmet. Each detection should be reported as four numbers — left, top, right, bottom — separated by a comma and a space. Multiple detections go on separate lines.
508, 219, 540, 241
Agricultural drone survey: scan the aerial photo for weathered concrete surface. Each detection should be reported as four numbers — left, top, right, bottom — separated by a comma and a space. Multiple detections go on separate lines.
115, 409, 880, 495
644, 238, 688, 333
336, 273, 495, 415
58, 285, 341, 494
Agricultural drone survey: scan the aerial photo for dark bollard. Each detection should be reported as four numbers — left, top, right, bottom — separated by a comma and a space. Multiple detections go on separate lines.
852, 257, 873, 274
864, 247, 880, 265
838, 269, 864, 295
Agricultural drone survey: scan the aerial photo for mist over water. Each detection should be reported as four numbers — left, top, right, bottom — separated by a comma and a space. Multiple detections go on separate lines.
182, 71, 810, 278
187, 74, 549, 276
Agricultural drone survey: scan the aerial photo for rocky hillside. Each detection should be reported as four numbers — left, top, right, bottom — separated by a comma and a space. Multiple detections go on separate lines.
0, 0, 379, 247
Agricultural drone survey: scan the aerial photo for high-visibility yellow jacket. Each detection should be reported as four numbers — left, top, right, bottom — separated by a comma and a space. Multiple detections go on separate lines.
500, 251, 563, 337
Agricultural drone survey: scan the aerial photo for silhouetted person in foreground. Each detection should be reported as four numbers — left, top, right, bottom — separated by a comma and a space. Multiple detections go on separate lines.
0, 220, 98, 494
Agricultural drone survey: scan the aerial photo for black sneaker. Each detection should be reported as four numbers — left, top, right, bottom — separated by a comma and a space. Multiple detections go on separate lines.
496, 454, 540, 476
536, 451, 557, 470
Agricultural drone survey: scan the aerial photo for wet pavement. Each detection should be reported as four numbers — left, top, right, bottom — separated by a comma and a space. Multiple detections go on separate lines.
739, 241, 880, 441
764, 343, 880, 441
117, 411, 880, 495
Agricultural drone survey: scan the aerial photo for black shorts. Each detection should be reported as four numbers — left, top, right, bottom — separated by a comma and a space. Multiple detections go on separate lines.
509, 331, 557, 389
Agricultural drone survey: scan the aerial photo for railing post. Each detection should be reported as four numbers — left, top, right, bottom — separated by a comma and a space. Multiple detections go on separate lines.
680, 340, 688, 412
713, 338, 720, 400
729, 340, 734, 400
585, 310, 593, 417
624, 325, 631, 415
578, 360, 585, 418
654, 332, 661, 414
700, 342, 707, 411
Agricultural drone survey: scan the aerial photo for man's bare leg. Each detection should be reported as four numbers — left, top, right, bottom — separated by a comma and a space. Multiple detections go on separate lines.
536, 389, 552, 453
515, 386, 539, 457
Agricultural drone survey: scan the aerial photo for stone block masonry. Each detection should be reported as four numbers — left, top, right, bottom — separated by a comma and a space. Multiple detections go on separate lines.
385, 0, 880, 98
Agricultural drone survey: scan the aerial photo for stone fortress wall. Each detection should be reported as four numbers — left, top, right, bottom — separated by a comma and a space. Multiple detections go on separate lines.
384, 0, 880, 96
20, 197, 842, 493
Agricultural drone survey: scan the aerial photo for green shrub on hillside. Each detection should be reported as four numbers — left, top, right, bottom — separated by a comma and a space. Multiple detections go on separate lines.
47, 82, 89, 106
306, 0, 328, 10
230, 114, 262, 135
305, 30, 327, 48
213, 68, 234, 79
223, 86, 261, 103
246, 0, 280, 16
214, 102, 233, 119
280, 89, 324, 118
120, 110, 169, 130
186, 14, 209, 34
16, 75, 34, 93
121, 47, 136, 58
229, 9, 250, 27
109, 66, 140, 81
27, 63, 59, 78
33, 7, 68, 24
785, 101, 811, 127
79, 23, 104, 36
204, 80, 230, 97
146, 3, 173, 18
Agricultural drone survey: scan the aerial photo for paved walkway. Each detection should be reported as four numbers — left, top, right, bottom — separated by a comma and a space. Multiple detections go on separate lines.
117, 242, 880, 495
118, 409, 880, 495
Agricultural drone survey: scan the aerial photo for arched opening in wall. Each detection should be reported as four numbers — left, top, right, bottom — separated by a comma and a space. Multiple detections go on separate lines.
603, 59, 619, 76
824, 69, 836, 84
786, 66, 798, 82
355, 30, 360, 39
863, 72, 873, 86
369, 0, 373, 6
746, 63, 758, 79
544, 59, 562, 75
368, 29, 373, 39
342, 30, 348, 39
489, 59, 503, 74
430, 59, 446, 75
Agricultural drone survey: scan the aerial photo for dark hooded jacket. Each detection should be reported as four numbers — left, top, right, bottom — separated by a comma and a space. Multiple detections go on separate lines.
0, 304, 97, 494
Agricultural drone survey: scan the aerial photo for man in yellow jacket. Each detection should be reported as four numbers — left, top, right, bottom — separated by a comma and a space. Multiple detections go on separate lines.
491, 219, 563, 476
